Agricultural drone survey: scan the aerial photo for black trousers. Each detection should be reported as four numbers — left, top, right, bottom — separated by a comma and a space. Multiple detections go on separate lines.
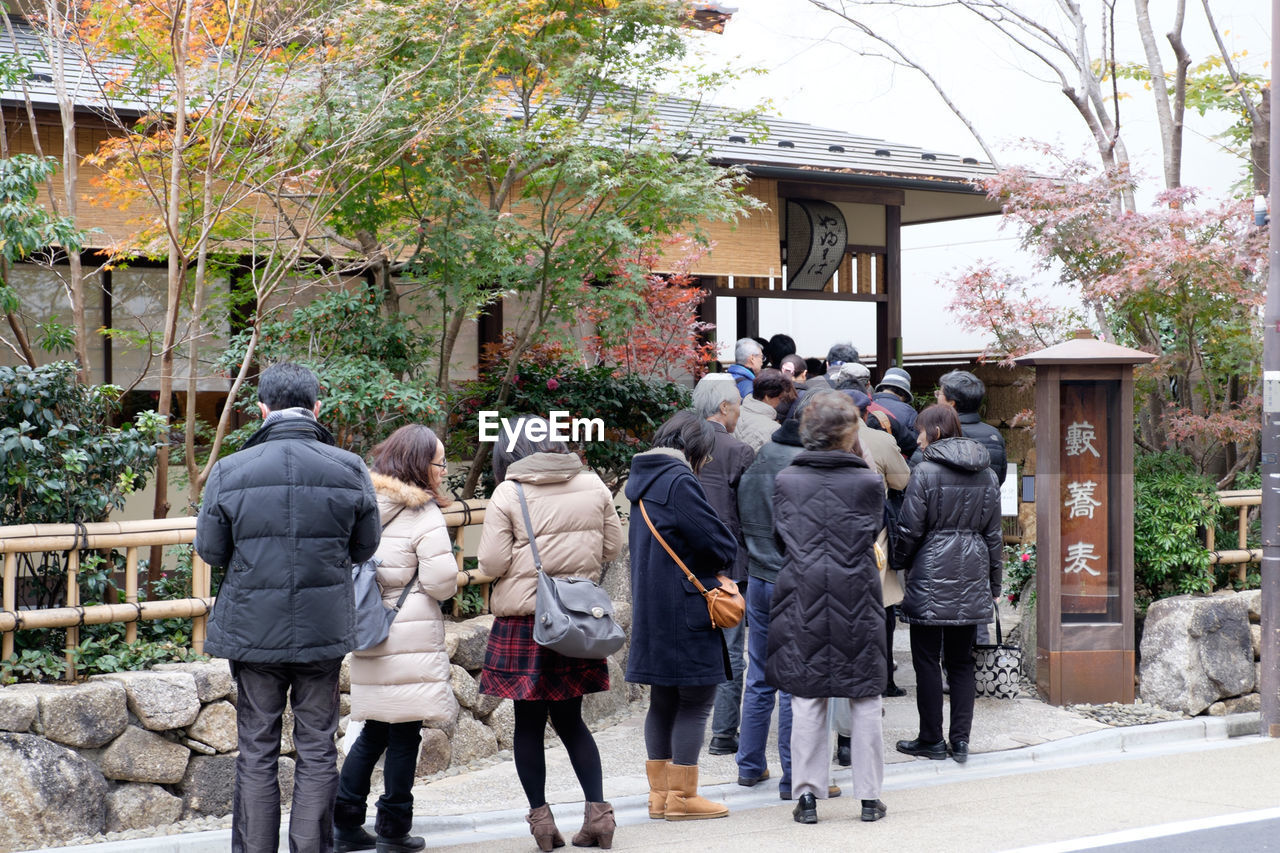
335, 720, 423, 837
909, 624, 977, 745
230, 658, 342, 853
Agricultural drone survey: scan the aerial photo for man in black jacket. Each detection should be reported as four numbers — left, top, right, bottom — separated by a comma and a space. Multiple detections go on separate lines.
691, 375, 755, 758
197, 363, 380, 853
936, 370, 1007, 485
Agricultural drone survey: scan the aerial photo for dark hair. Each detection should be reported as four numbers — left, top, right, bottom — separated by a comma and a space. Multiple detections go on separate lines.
752, 368, 794, 402
257, 363, 319, 411
651, 410, 716, 473
799, 390, 860, 451
491, 416, 572, 485
939, 370, 986, 414
805, 356, 825, 377
370, 424, 451, 506
826, 342, 858, 366
916, 403, 963, 444
766, 333, 796, 367
780, 354, 807, 377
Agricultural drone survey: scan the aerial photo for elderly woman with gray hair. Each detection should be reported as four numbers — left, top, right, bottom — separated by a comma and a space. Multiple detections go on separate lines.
477, 418, 623, 850
690, 375, 756, 759
766, 391, 888, 826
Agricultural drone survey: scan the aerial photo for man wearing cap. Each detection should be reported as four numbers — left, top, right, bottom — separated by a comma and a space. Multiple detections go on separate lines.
873, 367, 920, 458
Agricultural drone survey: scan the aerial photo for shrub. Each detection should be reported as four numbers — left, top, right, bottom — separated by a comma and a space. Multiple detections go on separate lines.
1004, 544, 1036, 607
1134, 450, 1217, 598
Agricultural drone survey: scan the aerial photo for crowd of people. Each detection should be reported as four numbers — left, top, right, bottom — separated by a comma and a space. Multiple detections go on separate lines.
195, 345, 1009, 852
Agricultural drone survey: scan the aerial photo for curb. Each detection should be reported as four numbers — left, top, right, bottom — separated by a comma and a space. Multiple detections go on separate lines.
28, 712, 1265, 852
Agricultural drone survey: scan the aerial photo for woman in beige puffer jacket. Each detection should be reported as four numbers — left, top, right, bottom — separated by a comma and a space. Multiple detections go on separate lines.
477, 418, 623, 851
335, 425, 458, 853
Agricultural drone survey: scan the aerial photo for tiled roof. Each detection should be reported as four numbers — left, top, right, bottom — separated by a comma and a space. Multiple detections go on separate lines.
0, 18, 149, 115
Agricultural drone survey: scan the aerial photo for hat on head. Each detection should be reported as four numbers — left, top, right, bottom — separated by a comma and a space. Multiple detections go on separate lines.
876, 366, 912, 396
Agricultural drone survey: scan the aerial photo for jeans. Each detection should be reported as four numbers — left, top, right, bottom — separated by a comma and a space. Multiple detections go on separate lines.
335, 720, 422, 838
711, 577, 747, 740
230, 658, 342, 853
735, 577, 791, 788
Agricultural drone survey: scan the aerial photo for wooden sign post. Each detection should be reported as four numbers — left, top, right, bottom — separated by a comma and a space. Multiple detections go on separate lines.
1015, 331, 1155, 705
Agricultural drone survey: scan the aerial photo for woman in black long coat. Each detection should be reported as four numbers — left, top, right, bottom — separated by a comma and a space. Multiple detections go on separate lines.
625, 410, 738, 822
893, 404, 1003, 765
766, 391, 888, 826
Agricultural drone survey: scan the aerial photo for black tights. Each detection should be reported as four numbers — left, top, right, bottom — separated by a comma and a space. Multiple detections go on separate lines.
513, 697, 603, 808
644, 684, 716, 766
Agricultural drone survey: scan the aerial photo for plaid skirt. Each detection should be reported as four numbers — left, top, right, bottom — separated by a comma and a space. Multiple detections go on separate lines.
478, 614, 609, 701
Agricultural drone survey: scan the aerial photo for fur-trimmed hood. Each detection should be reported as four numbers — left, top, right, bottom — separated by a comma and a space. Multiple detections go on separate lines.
370, 471, 436, 510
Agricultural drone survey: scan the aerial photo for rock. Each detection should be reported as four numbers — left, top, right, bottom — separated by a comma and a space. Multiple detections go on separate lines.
1242, 589, 1261, 622
484, 700, 515, 751
340, 656, 352, 693
1224, 692, 1262, 714
339, 693, 351, 717
599, 547, 631, 603
278, 755, 296, 807
0, 732, 108, 848
1138, 593, 1255, 715
181, 754, 236, 817
445, 615, 495, 670
280, 702, 295, 755
448, 710, 498, 766
450, 665, 500, 718
28, 681, 128, 748
1016, 596, 1038, 683
612, 600, 632, 632
182, 737, 217, 756
93, 671, 201, 731
152, 660, 233, 703
186, 701, 238, 754
105, 783, 183, 832
0, 689, 39, 733
96, 725, 191, 784
582, 657, 628, 725
1251, 623, 1262, 660
416, 727, 451, 776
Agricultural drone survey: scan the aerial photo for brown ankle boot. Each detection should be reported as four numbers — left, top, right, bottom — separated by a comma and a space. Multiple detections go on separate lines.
526, 804, 565, 852
570, 801, 614, 849
664, 763, 729, 821
645, 759, 669, 819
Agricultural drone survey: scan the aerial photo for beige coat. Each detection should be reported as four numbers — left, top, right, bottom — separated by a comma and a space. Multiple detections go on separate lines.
478, 453, 623, 617
348, 473, 459, 724
734, 396, 780, 452
859, 426, 911, 492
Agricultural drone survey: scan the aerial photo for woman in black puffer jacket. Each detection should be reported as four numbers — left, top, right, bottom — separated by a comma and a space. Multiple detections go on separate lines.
767, 391, 887, 826
892, 404, 1002, 765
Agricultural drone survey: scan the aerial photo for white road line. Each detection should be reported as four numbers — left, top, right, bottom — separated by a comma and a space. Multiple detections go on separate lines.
1006, 806, 1280, 852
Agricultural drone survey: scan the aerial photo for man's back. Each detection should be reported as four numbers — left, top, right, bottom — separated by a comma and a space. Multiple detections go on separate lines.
198, 416, 380, 664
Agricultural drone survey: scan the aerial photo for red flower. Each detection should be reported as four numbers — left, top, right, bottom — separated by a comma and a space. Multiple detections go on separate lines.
1020, 552, 1031, 562
546, 378, 560, 391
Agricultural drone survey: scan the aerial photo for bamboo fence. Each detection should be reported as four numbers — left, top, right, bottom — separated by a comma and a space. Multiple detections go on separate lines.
0, 499, 490, 678
1206, 489, 1261, 584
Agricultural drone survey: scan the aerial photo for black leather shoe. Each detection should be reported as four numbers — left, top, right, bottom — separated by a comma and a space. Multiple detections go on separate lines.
834, 735, 851, 767
375, 835, 425, 853
895, 738, 948, 760
792, 792, 818, 824
883, 682, 907, 698
708, 735, 738, 756
861, 799, 888, 822
335, 825, 377, 853
737, 768, 770, 787
950, 740, 970, 764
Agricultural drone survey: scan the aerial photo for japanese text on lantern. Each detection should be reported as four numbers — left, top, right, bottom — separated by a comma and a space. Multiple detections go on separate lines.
1060, 386, 1109, 614
803, 215, 843, 282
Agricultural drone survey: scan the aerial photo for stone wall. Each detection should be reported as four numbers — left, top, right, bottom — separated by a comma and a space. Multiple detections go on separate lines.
0, 555, 638, 852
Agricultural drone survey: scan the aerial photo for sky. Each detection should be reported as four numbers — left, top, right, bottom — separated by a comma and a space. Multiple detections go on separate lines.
675, 0, 1271, 362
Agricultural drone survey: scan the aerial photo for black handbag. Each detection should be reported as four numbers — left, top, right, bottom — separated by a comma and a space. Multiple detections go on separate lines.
972, 607, 1022, 699
515, 482, 625, 660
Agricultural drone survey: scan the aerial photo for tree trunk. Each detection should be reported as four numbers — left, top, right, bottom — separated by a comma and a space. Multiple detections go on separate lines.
1254, 88, 1270, 196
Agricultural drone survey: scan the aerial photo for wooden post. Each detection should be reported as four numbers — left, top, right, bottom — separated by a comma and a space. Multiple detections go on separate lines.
124, 546, 139, 644
191, 552, 208, 655
66, 547, 79, 680
1016, 332, 1155, 705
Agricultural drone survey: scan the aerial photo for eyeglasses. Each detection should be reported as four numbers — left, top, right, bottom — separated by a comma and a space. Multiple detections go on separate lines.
431, 462, 448, 471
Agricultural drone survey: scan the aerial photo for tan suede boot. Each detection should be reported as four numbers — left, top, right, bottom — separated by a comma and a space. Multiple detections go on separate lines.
526, 804, 565, 852
645, 759, 669, 819
663, 763, 729, 821
570, 801, 615, 849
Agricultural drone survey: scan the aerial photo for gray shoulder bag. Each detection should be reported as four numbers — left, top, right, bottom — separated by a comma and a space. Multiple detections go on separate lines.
515, 482, 624, 659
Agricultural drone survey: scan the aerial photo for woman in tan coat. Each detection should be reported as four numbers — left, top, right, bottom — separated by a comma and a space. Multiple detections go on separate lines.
478, 417, 623, 851
335, 425, 458, 853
